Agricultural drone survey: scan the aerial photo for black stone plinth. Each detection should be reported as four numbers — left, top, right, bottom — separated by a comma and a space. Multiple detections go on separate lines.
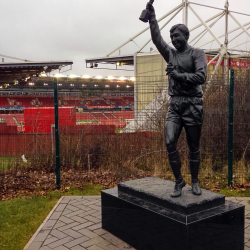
118, 177, 225, 215
101, 178, 245, 250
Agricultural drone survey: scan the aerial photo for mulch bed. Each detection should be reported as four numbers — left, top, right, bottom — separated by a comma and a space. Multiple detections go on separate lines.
0, 167, 153, 201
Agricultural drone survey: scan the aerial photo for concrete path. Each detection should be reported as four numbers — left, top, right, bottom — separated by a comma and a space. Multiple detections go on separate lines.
24, 196, 250, 250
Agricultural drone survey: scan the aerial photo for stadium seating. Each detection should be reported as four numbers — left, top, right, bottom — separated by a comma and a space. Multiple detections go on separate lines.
105, 98, 128, 106
0, 114, 17, 126
37, 97, 55, 106
13, 97, 34, 106
0, 97, 13, 107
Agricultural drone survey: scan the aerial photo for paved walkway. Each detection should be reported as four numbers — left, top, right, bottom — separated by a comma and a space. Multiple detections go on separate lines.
24, 196, 250, 250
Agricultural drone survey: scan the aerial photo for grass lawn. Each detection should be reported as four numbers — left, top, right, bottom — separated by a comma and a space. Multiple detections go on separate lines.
219, 187, 250, 197
0, 184, 103, 250
0, 156, 16, 172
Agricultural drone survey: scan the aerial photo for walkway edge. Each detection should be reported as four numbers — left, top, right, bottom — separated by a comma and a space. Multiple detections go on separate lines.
23, 196, 64, 250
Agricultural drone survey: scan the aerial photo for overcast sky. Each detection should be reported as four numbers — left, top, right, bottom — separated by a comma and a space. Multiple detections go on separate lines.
1, 0, 250, 77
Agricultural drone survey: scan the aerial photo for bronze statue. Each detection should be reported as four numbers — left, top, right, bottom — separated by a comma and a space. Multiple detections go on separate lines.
143, 2, 207, 197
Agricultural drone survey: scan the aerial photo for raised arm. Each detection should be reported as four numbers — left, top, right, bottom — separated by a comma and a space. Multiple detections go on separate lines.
147, 3, 172, 63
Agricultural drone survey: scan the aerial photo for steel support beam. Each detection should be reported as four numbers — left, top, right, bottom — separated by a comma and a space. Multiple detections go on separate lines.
106, 3, 183, 57
198, 21, 250, 49
189, 4, 222, 46
182, 0, 188, 26
229, 12, 250, 39
224, 0, 229, 85
191, 13, 224, 47
207, 53, 220, 66
138, 7, 183, 52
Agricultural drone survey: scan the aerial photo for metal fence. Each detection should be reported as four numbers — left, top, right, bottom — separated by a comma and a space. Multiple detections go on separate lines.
0, 70, 249, 196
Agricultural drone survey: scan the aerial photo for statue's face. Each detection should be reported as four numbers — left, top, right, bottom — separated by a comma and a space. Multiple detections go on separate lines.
170, 28, 188, 51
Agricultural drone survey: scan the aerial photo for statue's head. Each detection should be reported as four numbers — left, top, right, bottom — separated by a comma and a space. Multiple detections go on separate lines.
170, 24, 190, 51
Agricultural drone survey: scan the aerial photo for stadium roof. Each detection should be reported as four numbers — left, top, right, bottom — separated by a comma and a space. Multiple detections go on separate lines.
85, 54, 134, 71
0, 61, 73, 83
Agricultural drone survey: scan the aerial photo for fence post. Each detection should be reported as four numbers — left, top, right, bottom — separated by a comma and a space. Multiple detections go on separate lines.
228, 69, 234, 187
54, 77, 60, 189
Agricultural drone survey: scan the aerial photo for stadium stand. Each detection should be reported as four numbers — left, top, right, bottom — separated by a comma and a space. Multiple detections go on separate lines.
105, 97, 128, 106
37, 97, 54, 107
0, 114, 18, 125
13, 97, 34, 106
0, 96, 13, 107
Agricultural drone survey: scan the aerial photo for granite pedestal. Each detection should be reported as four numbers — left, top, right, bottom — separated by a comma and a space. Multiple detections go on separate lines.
101, 177, 244, 250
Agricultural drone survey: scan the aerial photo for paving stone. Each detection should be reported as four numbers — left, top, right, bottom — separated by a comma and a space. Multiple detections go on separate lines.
64, 228, 84, 239
69, 198, 83, 204
88, 223, 102, 231
87, 245, 104, 250
99, 244, 122, 250
53, 245, 69, 250
43, 236, 59, 246
59, 216, 75, 224
78, 205, 92, 211
75, 205, 91, 211
88, 205, 101, 211
71, 245, 87, 250
62, 209, 75, 216
57, 222, 80, 231
71, 246, 88, 250
47, 236, 73, 248
39, 246, 50, 250
91, 211, 101, 217
50, 229, 69, 239
78, 210, 97, 218
71, 216, 88, 224
93, 228, 107, 235
84, 215, 100, 223
27, 241, 43, 250
42, 219, 57, 230
33, 230, 51, 242
26, 195, 250, 250
65, 210, 87, 218
101, 233, 132, 248
246, 241, 250, 248
72, 222, 94, 231
70, 201, 86, 207
66, 204, 81, 211
50, 211, 62, 220
55, 203, 67, 212
60, 198, 70, 204
80, 236, 110, 248
78, 228, 99, 239
53, 221, 66, 229
64, 236, 90, 248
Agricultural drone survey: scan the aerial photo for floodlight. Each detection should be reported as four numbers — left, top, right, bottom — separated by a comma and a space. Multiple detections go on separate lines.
119, 77, 127, 81
69, 75, 80, 78
55, 74, 66, 78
